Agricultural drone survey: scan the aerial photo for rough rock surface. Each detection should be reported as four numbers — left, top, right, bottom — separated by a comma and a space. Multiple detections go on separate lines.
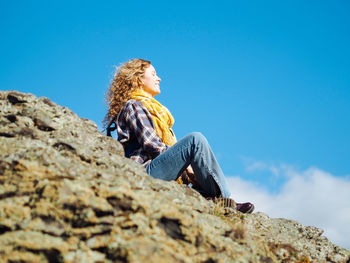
0, 90, 349, 263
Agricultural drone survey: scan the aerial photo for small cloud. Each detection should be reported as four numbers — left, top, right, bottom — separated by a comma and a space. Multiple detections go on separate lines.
226, 166, 350, 250
246, 160, 268, 172
269, 165, 280, 176
240, 156, 280, 176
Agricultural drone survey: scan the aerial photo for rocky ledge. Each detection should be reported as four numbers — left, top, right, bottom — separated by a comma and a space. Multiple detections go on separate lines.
0, 91, 349, 263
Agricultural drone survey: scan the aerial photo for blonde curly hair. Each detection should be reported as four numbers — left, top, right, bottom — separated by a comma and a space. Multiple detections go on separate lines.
104, 58, 151, 127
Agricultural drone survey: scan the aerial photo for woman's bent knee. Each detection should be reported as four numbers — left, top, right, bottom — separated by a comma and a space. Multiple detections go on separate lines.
188, 132, 207, 145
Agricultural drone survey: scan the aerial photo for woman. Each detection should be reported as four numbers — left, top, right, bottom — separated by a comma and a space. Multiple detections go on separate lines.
105, 58, 254, 214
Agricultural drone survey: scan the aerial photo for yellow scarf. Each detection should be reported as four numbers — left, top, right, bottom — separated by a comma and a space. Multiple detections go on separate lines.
131, 90, 185, 184
130, 89, 177, 147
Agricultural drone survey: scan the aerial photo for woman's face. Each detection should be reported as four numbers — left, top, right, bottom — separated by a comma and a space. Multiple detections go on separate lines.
140, 64, 161, 97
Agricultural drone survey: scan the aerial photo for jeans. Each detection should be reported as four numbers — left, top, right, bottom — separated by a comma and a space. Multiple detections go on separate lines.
146, 132, 231, 198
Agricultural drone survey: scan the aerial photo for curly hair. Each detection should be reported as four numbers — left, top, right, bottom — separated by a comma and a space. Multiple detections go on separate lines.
104, 58, 151, 127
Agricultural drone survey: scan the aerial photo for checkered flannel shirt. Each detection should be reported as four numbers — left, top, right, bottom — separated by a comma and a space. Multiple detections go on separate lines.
116, 99, 169, 167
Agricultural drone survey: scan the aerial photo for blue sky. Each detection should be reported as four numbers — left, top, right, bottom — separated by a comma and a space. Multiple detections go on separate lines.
1, 0, 350, 248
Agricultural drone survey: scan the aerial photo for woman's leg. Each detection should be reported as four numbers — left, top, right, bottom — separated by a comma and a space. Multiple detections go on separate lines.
146, 132, 231, 198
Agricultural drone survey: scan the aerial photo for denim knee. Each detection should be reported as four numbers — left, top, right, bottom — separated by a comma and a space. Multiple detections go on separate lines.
188, 132, 208, 146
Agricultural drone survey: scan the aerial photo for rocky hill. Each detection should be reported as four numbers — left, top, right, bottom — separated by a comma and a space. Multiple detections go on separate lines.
0, 91, 349, 263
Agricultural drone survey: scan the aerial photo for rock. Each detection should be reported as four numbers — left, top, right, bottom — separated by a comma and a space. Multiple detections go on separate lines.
0, 91, 349, 263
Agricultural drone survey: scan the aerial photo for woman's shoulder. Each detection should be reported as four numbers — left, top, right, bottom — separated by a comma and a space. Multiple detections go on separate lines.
120, 99, 147, 116
123, 99, 144, 111
119, 99, 152, 125
124, 99, 142, 106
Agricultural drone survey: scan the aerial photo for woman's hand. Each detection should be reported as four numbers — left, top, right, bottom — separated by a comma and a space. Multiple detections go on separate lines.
185, 165, 196, 184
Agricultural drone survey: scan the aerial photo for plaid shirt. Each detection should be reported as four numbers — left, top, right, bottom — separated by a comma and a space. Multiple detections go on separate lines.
116, 99, 169, 167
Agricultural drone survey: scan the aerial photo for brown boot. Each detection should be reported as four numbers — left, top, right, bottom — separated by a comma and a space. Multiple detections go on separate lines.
236, 202, 255, 214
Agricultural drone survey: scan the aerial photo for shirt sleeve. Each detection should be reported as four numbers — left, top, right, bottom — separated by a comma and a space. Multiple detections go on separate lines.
125, 101, 169, 157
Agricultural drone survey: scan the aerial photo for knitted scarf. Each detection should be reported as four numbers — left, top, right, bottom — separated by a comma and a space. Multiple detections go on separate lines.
130, 89, 177, 147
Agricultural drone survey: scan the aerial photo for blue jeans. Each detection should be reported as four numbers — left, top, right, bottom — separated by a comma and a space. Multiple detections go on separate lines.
146, 132, 231, 198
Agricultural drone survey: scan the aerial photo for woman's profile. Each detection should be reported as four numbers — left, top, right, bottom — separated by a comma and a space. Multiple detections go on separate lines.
104, 58, 254, 214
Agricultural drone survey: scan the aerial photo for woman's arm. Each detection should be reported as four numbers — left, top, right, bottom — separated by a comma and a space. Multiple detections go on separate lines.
125, 101, 169, 158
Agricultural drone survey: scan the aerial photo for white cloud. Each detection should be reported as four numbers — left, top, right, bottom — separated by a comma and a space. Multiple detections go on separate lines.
241, 156, 282, 176
226, 165, 350, 250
